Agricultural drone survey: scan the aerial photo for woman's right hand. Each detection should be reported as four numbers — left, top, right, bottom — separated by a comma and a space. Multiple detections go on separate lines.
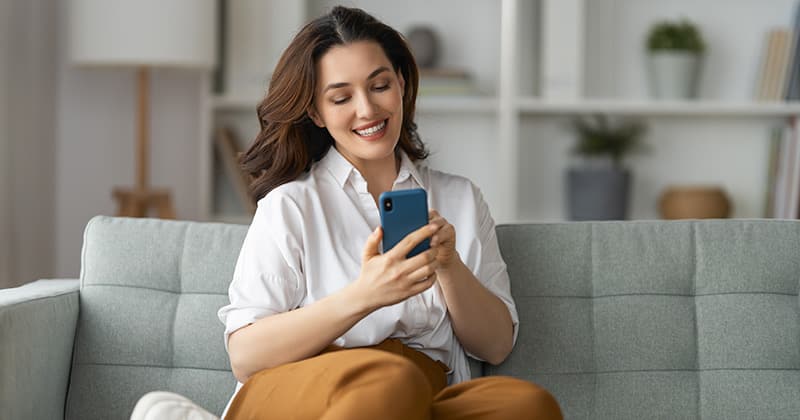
348, 224, 440, 312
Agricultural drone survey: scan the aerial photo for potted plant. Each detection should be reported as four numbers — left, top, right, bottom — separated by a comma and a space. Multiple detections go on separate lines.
645, 18, 706, 99
566, 114, 647, 220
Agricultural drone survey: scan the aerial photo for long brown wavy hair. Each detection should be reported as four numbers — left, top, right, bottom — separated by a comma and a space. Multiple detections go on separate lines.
240, 6, 428, 202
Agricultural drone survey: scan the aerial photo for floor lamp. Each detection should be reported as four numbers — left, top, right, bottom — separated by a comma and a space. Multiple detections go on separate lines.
69, 0, 217, 219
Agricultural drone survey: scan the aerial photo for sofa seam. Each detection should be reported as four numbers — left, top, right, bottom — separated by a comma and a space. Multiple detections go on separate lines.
692, 222, 701, 420
72, 361, 230, 373
525, 367, 800, 375
81, 283, 225, 296
169, 224, 190, 382
516, 291, 795, 299
589, 224, 598, 418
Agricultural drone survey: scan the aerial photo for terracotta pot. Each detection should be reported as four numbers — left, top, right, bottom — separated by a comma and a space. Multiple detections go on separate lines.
659, 186, 732, 219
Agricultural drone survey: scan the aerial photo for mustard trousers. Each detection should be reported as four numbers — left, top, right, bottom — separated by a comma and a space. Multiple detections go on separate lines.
226, 339, 563, 420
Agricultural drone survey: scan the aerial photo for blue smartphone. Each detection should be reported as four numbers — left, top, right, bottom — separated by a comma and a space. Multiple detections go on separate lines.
378, 188, 431, 258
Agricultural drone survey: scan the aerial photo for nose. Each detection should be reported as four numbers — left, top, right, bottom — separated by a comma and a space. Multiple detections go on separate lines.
354, 91, 379, 119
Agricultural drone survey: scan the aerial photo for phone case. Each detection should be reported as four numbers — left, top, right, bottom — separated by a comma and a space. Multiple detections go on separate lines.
378, 188, 430, 258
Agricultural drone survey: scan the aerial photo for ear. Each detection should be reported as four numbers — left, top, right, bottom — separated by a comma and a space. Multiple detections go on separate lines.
397, 71, 406, 97
307, 107, 325, 128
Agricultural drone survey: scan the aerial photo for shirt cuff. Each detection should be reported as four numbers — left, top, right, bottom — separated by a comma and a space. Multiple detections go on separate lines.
222, 307, 278, 352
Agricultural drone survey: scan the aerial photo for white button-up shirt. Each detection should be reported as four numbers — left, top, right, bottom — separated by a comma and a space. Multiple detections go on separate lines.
218, 146, 519, 412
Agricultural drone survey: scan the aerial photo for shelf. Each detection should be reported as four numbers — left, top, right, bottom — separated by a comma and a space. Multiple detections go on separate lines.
517, 98, 800, 117
416, 96, 497, 113
212, 95, 498, 114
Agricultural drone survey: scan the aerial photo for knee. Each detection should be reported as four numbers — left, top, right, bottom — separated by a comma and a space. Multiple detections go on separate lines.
497, 378, 563, 420
336, 349, 432, 417
339, 349, 431, 395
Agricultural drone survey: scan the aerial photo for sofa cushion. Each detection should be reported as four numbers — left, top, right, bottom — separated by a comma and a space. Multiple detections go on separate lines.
67, 216, 247, 420
488, 220, 800, 420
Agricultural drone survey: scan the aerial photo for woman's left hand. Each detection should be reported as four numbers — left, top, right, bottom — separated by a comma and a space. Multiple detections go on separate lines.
428, 210, 458, 270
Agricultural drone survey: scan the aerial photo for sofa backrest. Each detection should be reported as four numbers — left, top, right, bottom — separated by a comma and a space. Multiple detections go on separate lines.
70, 217, 800, 419
68, 216, 247, 419
489, 221, 800, 419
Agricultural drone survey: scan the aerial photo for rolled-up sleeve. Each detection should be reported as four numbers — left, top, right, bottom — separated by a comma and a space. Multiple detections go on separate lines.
217, 192, 306, 351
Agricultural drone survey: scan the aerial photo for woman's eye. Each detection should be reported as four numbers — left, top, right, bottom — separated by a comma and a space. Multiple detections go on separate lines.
332, 97, 350, 105
373, 83, 390, 91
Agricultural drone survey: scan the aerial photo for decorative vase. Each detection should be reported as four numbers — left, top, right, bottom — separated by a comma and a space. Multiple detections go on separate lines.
566, 167, 631, 221
646, 51, 703, 99
406, 26, 440, 68
659, 186, 731, 219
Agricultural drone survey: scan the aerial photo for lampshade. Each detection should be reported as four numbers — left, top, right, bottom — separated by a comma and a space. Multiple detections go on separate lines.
70, 0, 217, 69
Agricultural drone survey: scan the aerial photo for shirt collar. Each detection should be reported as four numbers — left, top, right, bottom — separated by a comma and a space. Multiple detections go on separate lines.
396, 148, 426, 190
318, 146, 426, 190
318, 146, 354, 189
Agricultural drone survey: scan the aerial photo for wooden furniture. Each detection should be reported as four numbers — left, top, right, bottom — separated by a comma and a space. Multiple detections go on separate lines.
112, 69, 176, 219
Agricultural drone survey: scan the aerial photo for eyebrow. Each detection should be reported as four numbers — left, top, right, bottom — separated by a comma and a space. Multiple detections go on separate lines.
322, 66, 391, 93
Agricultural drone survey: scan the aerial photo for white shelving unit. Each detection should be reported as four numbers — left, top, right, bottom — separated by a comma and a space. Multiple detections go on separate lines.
517, 98, 800, 117
199, 0, 800, 224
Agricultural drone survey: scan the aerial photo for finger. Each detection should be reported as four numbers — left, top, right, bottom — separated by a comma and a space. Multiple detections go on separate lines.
431, 224, 454, 247
428, 216, 445, 228
405, 261, 438, 283
362, 227, 382, 262
397, 247, 438, 274
408, 273, 437, 295
429, 209, 440, 219
386, 223, 437, 259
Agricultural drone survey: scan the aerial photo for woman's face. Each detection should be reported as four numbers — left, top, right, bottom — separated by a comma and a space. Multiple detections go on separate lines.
310, 40, 405, 170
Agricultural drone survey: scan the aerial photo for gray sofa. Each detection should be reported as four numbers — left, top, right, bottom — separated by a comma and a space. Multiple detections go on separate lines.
2, 216, 799, 419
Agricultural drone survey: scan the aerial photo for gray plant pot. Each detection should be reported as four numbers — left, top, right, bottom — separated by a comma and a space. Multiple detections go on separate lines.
646, 51, 702, 99
566, 167, 631, 221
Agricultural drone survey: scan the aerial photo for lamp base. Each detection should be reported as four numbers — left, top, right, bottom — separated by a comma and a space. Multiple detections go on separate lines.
112, 187, 176, 219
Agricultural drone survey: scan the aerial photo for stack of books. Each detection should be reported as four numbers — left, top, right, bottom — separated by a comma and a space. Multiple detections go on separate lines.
417, 68, 479, 96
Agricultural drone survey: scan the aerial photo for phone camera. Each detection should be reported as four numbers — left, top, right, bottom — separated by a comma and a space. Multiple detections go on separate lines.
383, 198, 393, 211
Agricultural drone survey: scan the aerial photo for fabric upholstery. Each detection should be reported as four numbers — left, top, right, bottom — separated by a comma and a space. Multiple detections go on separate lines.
66, 216, 246, 420
0, 279, 80, 420
488, 221, 800, 419
44, 216, 799, 419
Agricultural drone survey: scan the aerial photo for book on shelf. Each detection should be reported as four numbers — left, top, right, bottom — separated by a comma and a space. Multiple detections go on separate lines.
214, 126, 256, 216
767, 116, 800, 218
785, 2, 800, 100
417, 68, 480, 96
756, 28, 794, 101
763, 126, 781, 217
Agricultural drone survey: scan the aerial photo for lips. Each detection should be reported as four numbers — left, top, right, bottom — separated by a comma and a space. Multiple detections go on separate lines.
353, 119, 387, 137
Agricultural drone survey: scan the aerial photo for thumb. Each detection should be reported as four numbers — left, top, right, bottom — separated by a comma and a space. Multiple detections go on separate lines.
362, 227, 383, 261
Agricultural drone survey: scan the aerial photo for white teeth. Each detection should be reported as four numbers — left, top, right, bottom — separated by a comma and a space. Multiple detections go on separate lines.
355, 120, 386, 136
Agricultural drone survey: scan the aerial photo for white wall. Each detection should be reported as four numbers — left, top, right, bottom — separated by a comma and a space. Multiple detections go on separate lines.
54, 0, 206, 278
1, 0, 58, 288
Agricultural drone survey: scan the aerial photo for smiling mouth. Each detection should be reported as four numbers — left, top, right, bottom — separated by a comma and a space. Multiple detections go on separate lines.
353, 120, 387, 137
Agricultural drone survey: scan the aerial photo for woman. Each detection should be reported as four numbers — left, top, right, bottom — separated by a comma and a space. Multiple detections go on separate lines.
217, 6, 562, 420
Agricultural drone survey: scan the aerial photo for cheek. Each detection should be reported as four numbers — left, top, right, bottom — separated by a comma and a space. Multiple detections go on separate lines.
321, 107, 352, 130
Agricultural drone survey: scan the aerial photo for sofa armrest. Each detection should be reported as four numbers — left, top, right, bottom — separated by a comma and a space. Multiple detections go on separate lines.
0, 279, 80, 420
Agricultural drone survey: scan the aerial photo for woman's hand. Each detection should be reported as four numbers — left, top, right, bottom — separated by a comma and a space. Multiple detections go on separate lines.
349, 224, 440, 313
428, 210, 458, 270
